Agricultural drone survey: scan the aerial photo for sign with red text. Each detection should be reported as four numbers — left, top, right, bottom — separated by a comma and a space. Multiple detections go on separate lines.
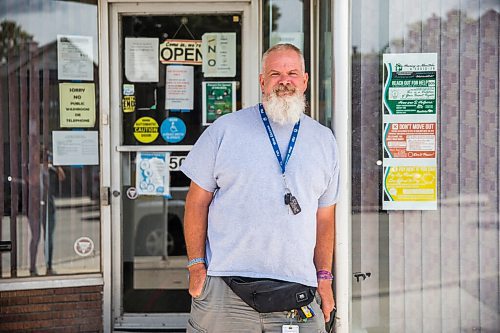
384, 122, 436, 159
382, 53, 438, 210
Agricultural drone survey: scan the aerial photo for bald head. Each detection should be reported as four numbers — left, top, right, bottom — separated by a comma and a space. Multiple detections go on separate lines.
261, 43, 305, 73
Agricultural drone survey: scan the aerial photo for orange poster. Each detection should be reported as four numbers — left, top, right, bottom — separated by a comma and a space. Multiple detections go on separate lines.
383, 122, 436, 158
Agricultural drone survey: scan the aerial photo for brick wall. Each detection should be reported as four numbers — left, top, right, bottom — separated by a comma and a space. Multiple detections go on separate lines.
0, 285, 103, 332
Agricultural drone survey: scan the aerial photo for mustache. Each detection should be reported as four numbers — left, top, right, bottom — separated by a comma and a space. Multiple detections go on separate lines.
273, 84, 296, 94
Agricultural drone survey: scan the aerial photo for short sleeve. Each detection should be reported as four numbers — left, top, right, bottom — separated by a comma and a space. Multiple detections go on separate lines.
180, 128, 218, 192
318, 135, 340, 207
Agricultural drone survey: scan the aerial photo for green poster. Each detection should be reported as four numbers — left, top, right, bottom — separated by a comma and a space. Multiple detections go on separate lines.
383, 53, 437, 115
202, 81, 237, 125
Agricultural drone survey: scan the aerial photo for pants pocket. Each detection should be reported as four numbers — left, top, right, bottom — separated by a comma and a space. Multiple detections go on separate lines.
193, 275, 211, 301
186, 318, 207, 333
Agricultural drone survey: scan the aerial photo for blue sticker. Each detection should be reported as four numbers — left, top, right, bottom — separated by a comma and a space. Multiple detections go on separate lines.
160, 117, 186, 143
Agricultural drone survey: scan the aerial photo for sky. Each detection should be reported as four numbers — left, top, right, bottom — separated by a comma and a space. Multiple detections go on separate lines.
2, 0, 498, 56
1, 0, 98, 62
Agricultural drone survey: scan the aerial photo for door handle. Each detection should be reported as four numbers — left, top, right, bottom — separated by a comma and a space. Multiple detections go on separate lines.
101, 187, 110, 206
353, 272, 372, 283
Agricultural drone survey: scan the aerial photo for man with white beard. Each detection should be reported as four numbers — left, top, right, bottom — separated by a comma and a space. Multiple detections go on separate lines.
180, 43, 339, 333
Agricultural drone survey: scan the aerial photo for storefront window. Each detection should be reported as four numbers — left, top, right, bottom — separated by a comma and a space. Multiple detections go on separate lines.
0, 1, 100, 278
351, 0, 499, 331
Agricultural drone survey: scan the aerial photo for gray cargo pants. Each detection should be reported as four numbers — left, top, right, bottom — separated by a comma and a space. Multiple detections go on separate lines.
187, 276, 327, 333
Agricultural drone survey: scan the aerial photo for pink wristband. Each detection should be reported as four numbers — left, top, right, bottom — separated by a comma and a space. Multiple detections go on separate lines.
317, 270, 334, 280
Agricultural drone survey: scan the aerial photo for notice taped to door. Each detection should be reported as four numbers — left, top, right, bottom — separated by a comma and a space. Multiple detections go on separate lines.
134, 117, 159, 143
135, 152, 170, 197
59, 83, 96, 128
202, 33, 236, 77
382, 53, 438, 210
383, 122, 436, 158
383, 166, 437, 210
202, 81, 236, 125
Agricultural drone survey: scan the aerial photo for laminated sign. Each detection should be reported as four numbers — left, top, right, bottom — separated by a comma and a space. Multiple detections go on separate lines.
202, 81, 236, 125
383, 53, 437, 115
383, 166, 437, 210
383, 122, 436, 159
382, 53, 438, 210
59, 83, 96, 128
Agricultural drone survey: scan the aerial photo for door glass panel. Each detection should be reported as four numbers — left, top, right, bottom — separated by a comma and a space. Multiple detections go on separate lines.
262, 0, 311, 113
351, 0, 500, 332
120, 14, 242, 313
0, 0, 101, 278
317, 0, 332, 127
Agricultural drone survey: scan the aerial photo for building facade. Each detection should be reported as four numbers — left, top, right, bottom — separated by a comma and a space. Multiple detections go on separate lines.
0, 0, 499, 332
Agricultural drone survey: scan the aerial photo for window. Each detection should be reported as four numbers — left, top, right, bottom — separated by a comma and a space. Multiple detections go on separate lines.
262, 0, 333, 126
0, 0, 100, 278
351, 0, 499, 331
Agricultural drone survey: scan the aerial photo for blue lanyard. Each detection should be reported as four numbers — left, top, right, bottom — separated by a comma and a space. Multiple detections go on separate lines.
258, 103, 300, 174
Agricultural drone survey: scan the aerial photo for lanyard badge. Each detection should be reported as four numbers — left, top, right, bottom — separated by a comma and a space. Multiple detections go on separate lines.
259, 104, 302, 215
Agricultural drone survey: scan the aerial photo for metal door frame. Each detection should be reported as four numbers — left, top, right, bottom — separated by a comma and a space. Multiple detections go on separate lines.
332, 0, 352, 332
99, 1, 259, 331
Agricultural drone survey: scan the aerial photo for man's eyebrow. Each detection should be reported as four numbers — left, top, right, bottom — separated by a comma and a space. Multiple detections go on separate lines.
265, 69, 302, 75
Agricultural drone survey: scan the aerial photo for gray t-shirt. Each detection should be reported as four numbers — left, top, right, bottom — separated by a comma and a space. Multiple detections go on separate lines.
180, 104, 339, 287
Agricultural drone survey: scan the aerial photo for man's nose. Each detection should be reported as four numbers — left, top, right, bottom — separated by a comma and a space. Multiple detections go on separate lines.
278, 75, 291, 85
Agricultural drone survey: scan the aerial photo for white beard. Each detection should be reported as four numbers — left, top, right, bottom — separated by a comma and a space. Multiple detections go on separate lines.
262, 87, 306, 126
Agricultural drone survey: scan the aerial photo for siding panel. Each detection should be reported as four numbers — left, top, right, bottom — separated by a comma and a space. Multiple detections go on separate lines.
421, 1, 442, 331
440, 5, 462, 332
388, 0, 406, 331
359, 0, 382, 328
478, 4, 500, 330
459, 1, 481, 330
403, 1, 424, 332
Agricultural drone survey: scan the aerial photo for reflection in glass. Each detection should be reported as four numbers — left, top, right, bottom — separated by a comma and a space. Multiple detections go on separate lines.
318, 0, 332, 127
262, 0, 311, 114
122, 152, 192, 313
351, 0, 499, 331
120, 14, 242, 313
0, 0, 100, 278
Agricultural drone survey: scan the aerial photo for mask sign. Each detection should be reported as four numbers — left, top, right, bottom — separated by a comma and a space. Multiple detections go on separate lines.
74, 237, 94, 257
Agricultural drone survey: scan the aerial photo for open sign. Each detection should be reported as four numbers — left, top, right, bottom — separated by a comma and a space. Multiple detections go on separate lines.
160, 39, 202, 65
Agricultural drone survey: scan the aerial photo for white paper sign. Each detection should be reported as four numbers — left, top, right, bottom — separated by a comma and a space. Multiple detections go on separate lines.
52, 131, 99, 166
202, 33, 236, 77
135, 152, 171, 197
125, 38, 159, 82
57, 35, 94, 81
165, 65, 194, 110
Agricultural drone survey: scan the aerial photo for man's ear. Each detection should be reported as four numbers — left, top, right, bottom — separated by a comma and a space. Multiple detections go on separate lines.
259, 73, 265, 91
303, 72, 309, 88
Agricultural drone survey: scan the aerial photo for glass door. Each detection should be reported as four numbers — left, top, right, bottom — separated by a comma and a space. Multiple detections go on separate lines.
350, 1, 500, 332
108, 2, 256, 330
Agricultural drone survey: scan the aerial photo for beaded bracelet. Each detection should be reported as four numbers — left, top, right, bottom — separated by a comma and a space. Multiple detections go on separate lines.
317, 270, 334, 280
187, 257, 206, 268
